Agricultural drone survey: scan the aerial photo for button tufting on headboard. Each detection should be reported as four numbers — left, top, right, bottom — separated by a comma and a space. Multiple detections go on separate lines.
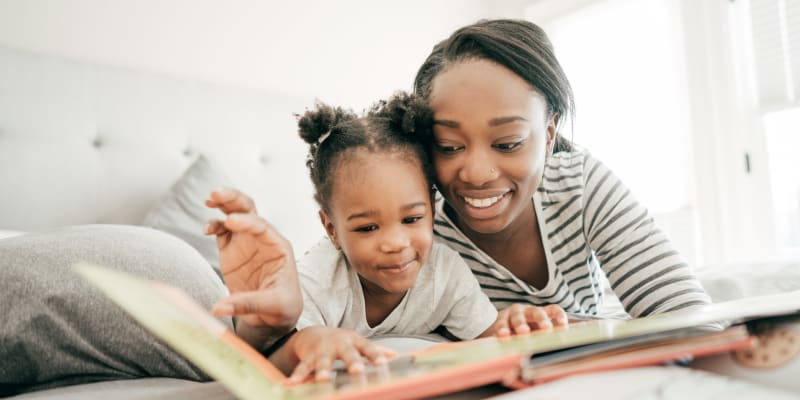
0, 46, 324, 254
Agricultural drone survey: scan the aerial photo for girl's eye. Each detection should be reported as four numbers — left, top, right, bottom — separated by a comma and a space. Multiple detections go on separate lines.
434, 144, 463, 155
402, 216, 423, 224
493, 140, 525, 152
355, 225, 378, 233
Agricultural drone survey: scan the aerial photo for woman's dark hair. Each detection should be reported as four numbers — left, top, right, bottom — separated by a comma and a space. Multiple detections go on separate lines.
298, 92, 435, 212
414, 19, 574, 152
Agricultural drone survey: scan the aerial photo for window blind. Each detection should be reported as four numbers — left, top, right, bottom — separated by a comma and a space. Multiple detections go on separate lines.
748, 0, 800, 107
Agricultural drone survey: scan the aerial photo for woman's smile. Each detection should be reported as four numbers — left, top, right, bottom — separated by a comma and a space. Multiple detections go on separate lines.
459, 190, 512, 220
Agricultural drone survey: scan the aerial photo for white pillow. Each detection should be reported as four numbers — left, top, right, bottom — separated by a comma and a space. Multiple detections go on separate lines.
141, 155, 231, 273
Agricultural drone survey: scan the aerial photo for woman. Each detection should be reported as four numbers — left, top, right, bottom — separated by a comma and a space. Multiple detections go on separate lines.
412, 19, 711, 319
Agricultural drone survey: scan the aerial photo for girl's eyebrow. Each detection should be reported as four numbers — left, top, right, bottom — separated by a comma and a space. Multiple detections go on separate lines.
403, 202, 428, 211
348, 210, 376, 221
347, 202, 428, 221
433, 119, 459, 128
433, 116, 527, 128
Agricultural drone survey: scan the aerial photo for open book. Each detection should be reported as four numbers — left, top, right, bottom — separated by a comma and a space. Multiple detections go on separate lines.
74, 262, 800, 399
73, 262, 522, 400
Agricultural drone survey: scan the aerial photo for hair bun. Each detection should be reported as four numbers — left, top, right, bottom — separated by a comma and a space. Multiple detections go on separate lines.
371, 91, 433, 139
297, 102, 357, 145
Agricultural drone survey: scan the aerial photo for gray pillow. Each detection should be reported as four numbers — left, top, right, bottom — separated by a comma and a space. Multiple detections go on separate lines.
0, 224, 233, 396
142, 154, 231, 274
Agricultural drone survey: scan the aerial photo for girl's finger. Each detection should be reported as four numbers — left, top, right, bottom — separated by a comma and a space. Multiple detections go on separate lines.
289, 356, 315, 384
208, 188, 258, 215
314, 354, 334, 382
204, 219, 227, 235
338, 345, 365, 374
356, 339, 395, 365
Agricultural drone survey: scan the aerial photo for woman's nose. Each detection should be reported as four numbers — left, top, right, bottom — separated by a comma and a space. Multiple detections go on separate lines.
458, 150, 498, 186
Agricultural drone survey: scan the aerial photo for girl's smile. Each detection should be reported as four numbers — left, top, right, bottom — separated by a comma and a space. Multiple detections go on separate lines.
320, 149, 434, 298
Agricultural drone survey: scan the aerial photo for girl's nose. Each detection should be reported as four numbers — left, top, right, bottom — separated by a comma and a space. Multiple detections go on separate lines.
379, 226, 410, 253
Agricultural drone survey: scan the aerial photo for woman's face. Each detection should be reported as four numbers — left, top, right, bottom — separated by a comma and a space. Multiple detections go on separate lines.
428, 59, 555, 235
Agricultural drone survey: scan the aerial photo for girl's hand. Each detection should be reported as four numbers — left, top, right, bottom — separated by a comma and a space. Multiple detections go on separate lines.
205, 188, 302, 338
285, 327, 396, 383
491, 303, 568, 337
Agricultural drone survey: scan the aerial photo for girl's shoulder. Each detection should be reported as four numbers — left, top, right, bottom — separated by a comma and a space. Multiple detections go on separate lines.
296, 237, 349, 288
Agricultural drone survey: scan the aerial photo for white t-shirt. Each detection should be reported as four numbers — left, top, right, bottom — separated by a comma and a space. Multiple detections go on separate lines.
297, 240, 497, 340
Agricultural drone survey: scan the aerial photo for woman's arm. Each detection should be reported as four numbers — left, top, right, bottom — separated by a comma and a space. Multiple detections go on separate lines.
582, 155, 711, 317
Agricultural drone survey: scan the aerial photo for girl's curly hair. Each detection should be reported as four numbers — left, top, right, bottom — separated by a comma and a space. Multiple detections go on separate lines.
296, 91, 435, 212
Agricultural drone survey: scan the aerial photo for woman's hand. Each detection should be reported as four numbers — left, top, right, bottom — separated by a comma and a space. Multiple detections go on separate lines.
489, 303, 568, 337
277, 326, 396, 383
205, 188, 303, 345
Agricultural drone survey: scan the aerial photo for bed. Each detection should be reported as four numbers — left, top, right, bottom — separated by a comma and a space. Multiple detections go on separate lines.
1, 45, 798, 399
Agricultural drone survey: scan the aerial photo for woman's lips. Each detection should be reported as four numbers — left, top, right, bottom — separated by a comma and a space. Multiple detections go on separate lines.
459, 191, 511, 220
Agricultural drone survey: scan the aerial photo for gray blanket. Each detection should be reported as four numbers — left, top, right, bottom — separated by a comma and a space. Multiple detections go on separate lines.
0, 225, 232, 396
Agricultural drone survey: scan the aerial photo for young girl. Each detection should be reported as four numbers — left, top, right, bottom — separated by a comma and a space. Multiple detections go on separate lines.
207, 92, 565, 382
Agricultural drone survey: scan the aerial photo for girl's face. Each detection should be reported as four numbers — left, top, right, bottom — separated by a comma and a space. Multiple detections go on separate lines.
320, 150, 433, 296
428, 59, 556, 236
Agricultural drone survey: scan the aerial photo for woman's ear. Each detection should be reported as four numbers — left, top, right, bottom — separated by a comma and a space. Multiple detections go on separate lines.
546, 113, 559, 155
318, 209, 340, 250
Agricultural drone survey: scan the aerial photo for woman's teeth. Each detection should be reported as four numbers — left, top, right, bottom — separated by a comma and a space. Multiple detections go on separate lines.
464, 194, 504, 208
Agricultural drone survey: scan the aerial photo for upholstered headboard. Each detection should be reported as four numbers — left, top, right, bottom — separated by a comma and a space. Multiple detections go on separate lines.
0, 46, 324, 253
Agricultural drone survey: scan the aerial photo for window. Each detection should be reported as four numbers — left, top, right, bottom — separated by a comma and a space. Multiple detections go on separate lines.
526, 0, 699, 263
737, 0, 800, 257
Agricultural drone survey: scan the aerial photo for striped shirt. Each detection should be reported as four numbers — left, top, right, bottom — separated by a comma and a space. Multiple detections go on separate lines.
433, 150, 711, 319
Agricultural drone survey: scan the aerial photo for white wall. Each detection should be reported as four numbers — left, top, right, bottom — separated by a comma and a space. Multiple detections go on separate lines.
0, 0, 489, 110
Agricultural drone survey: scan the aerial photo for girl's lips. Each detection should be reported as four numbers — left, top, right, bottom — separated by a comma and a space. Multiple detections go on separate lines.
378, 259, 415, 274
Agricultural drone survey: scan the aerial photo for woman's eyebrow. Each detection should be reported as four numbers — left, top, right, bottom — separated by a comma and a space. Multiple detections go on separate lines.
488, 116, 527, 126
433, 116, 527, 128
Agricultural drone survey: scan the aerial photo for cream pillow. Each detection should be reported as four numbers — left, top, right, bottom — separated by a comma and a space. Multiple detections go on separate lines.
142, 155, 231, 273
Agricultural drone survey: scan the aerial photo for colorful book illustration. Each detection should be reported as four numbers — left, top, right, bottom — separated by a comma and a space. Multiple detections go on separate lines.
73, 262, 800, 399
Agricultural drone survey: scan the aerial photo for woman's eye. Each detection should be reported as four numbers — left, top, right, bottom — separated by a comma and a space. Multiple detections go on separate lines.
355, 225, 378, 233
493, 141, 524, 152
434, 144, 463, 154
402, 216, 423, 224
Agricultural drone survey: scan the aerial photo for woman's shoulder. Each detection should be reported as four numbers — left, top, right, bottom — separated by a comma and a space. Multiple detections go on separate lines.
539, 149, 591, 194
